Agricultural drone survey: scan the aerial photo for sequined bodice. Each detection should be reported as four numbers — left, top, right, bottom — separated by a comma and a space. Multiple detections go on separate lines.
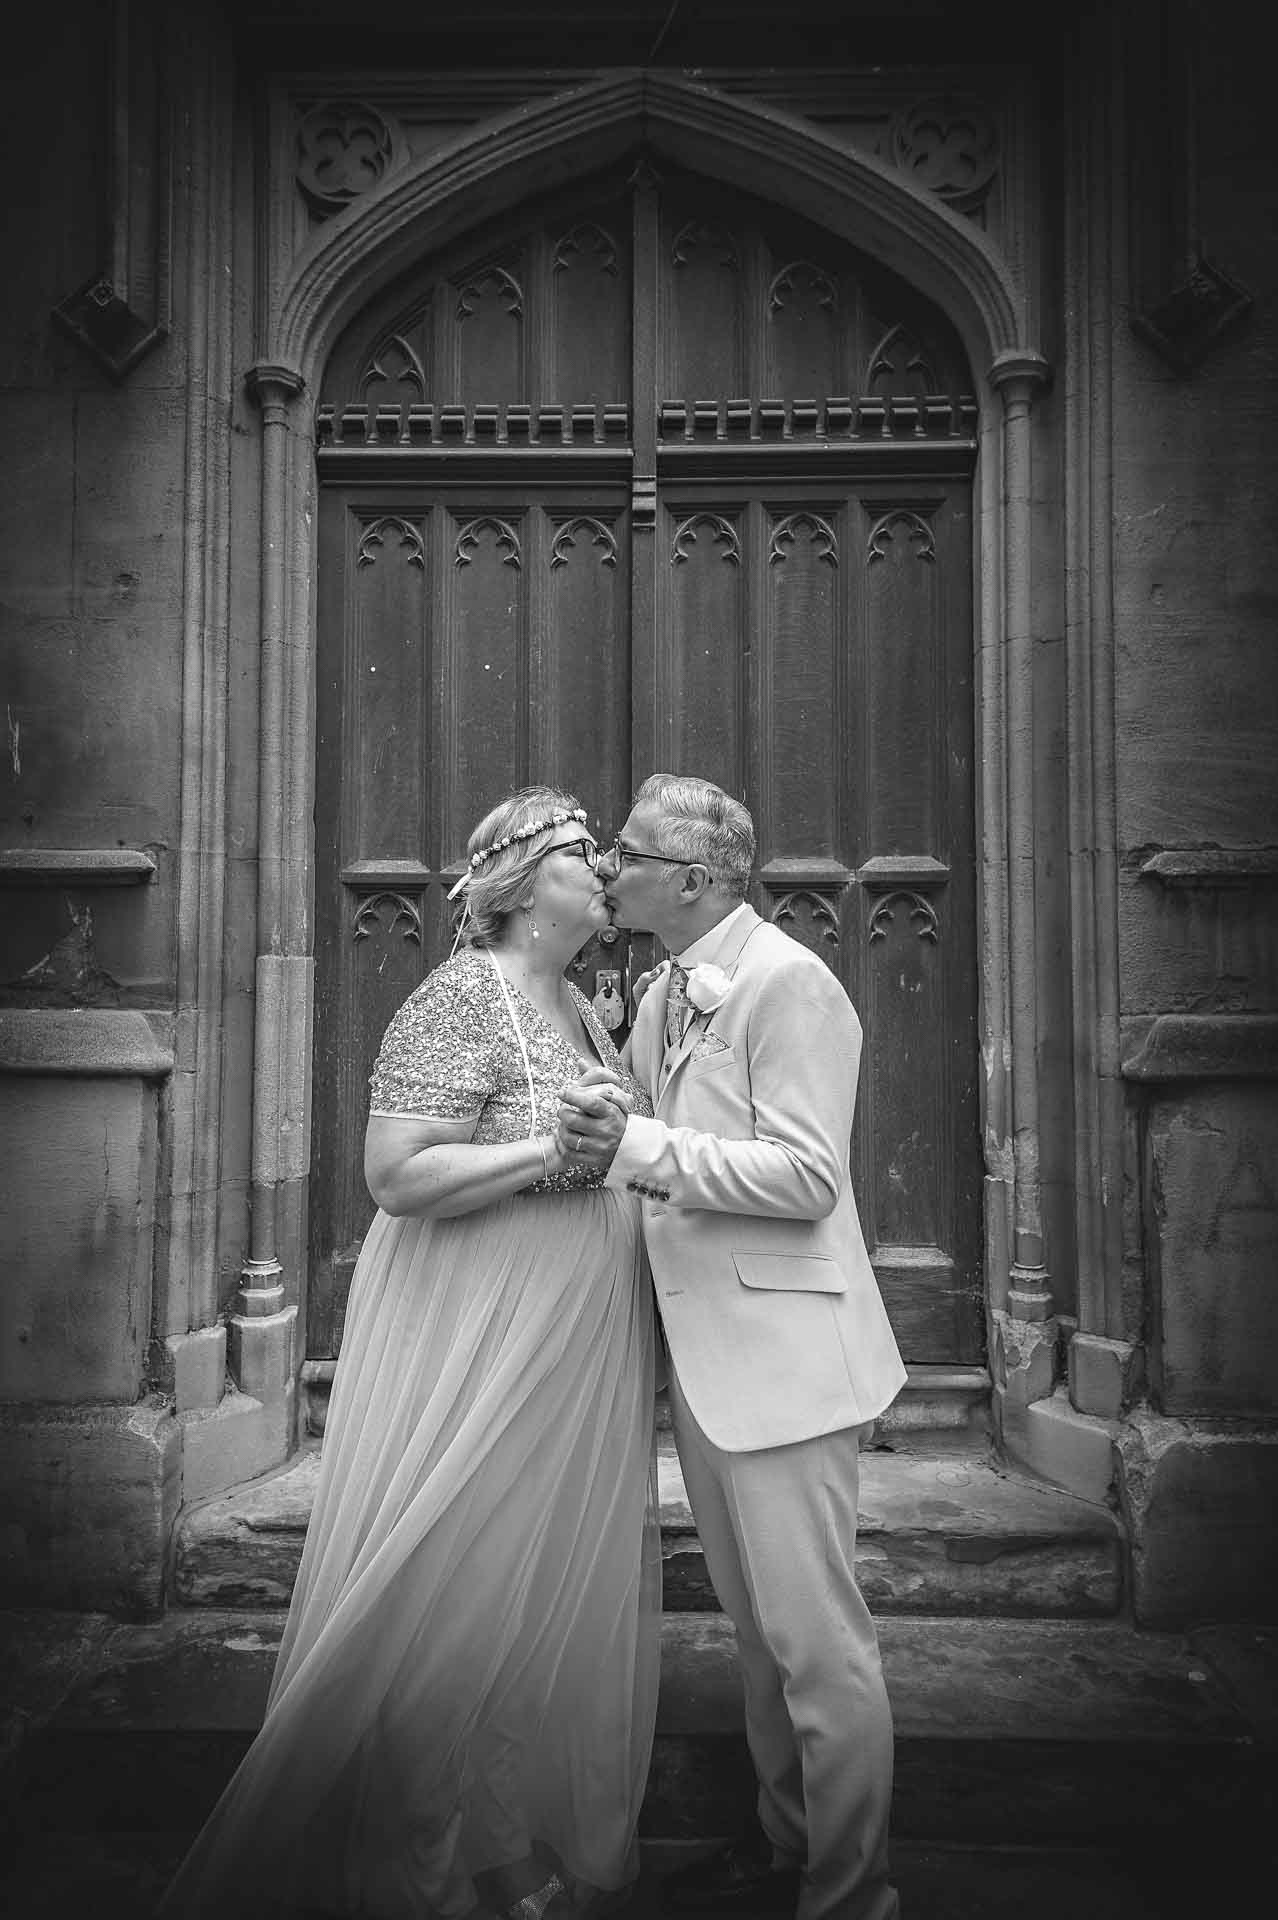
368, 948, 651, 1193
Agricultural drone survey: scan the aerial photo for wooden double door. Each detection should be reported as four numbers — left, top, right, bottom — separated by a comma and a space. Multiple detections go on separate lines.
309, 163, 983, 1368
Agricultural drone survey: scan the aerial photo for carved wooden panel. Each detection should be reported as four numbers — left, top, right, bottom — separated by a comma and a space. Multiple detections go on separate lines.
320, 173, 972, 444
320, 186, 632, 423
654, 173, 972, 438
544, 514, 628, 784
856, 483, 980, 1357
864, 503, 941, 855
311, 484, 633, 1356
552, 222, 628, 406
342, 513, 430, 861
667, 217, 745, 403
654, 478, 980, 1360
662, 508, 745, 793
764, 509, 841, 859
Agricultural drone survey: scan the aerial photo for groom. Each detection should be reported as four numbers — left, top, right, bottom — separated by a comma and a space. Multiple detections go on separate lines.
559, 774, 905, 1920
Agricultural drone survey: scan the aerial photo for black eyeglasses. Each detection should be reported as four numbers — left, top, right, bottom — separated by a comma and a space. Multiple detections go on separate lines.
602, 837, 710, 875
603, 841, 686, 869
532, 838, 600, 871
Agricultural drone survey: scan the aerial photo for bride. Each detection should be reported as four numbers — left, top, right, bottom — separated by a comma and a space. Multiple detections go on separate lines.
159, 787, 660, 1919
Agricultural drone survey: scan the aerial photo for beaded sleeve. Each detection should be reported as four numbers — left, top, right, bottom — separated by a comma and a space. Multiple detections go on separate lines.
367, 956, 501, 1120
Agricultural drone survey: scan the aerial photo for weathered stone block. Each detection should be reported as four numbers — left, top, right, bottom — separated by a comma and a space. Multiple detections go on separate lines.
990, 1310, 1057, 1406
1022, 1386, 1118, 1505
1116, 1411, 1278, 1626
178, 1387, 295, 1509
0, 1400, 180, 1614
1146, 1087, 1278, 1416
1069, 1333, 1142, 1421
0, 1037, 164, 1404
166, 1323, 226, 1414
227, 1302, 298, 1405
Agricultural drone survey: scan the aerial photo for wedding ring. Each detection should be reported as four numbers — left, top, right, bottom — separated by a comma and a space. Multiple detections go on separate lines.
573, 1133, 582, 1153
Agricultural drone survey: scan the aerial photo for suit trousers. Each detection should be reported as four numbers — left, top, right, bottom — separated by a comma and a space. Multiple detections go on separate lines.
666, 1364, 898, 1920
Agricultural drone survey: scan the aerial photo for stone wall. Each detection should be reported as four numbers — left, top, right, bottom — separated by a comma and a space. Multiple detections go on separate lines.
0, 2, 228, 1612
1109, 6, 1277, 1622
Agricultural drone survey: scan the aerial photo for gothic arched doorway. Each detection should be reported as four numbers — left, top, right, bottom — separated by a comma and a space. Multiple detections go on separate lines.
306, 161, 983, 1374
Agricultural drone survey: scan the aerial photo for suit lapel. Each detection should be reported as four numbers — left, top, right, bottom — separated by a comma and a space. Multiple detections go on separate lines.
656, 908, 764, 1108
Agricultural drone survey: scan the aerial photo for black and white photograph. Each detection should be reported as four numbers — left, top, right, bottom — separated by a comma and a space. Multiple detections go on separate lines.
1, 4, 1275, 1916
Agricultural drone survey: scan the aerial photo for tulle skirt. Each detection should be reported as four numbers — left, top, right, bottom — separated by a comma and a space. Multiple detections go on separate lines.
159, 1188, 661, 1918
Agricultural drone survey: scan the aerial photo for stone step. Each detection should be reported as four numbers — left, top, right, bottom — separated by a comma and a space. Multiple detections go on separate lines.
5, 1608, 1273, 1860
300, 1364, 995, 1445
173, 1428, 1125, 1618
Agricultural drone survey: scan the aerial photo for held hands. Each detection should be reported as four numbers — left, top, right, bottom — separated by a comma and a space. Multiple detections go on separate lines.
557, 1065, 631, 1169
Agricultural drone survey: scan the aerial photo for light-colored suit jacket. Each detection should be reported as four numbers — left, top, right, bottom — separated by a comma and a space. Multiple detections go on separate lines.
607, 907, 907, 1453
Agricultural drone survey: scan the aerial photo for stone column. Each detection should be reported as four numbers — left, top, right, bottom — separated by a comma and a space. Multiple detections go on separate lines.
229, 362, 309, 1418
1062, 9, 1140, 1426
990, 351, 1058, 1418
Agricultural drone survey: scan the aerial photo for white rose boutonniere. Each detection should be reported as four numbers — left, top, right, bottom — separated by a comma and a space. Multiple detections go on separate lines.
684, 962, 733, 1017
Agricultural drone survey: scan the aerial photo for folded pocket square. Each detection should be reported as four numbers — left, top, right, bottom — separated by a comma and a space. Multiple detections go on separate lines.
691, 1032, 730, 1061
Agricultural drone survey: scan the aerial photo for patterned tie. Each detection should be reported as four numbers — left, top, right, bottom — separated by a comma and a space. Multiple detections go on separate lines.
665, 962, 690, 1052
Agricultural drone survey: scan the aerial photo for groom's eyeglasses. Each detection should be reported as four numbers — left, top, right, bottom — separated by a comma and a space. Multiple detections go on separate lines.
604, 841, 687, 868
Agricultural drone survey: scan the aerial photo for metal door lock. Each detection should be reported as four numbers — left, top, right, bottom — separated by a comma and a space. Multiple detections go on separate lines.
592, 968, 625, 1030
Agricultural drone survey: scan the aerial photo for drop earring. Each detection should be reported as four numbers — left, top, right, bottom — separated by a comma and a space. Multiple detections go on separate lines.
526, 904, 540, 941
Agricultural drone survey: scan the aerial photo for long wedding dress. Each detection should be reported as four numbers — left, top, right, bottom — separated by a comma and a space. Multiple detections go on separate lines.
159, 948, 660, 1918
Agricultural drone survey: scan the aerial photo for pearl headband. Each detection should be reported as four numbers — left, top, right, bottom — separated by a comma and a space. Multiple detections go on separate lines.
445, 808, 588, 899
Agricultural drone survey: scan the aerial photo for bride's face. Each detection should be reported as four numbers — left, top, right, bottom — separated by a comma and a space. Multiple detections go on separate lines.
526, 828, 609, 946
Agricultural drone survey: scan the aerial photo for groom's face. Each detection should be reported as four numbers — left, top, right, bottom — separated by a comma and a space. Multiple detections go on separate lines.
600, 801, 684, 939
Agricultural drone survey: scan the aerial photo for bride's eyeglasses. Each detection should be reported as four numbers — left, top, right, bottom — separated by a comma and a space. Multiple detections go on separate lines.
534, 837, 601, 871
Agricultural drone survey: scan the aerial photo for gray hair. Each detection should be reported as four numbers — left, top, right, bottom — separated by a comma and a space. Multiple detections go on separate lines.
455, 785, 585, 948
634, 773, 755, 901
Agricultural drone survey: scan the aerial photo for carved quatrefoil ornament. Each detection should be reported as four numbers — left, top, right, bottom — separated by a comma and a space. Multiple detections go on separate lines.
296, 101, 400, 216
891, 95, 1000, 214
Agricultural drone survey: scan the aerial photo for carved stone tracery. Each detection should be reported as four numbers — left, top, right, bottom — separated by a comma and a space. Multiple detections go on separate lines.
672, 220, 740, 269
672, 513, 741, 566
866, 323, 939, 394
772, 890, 841, 952
553, 222, 620, 276
297, 100, 398, 215
890, 94, 1000, 213
866, 509, 936, 565
357, 517, 425, 569
868, 890, 940, 943
769, 511, 839, 567
768, 261, 838, 313
455, 265, 524, 321
352, 892, 423, 945
550, 517, 618, 569
359, 333, 426, 398
454, 516, 522, 569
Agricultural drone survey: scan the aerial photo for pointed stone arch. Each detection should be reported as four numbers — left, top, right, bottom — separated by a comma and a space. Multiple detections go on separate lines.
268, 72, 1032, 388
236, 69, 1054, 1433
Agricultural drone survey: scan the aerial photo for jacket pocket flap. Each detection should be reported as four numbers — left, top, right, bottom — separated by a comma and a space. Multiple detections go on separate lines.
733, 1252, 846, 1294
688, 1042, 736, 1074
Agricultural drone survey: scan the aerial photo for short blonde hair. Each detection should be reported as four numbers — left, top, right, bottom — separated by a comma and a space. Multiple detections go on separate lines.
635, 773, 755, 900
454, 785, 585, 948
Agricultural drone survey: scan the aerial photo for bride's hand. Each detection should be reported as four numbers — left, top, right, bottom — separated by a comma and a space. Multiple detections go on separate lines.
630, 967, 658, 1013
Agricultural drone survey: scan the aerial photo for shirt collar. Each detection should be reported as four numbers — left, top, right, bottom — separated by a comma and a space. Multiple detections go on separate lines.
675, 901, 751, 970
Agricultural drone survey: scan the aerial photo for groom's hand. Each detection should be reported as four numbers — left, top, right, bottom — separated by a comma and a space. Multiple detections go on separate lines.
558, 1066, 629, 1167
